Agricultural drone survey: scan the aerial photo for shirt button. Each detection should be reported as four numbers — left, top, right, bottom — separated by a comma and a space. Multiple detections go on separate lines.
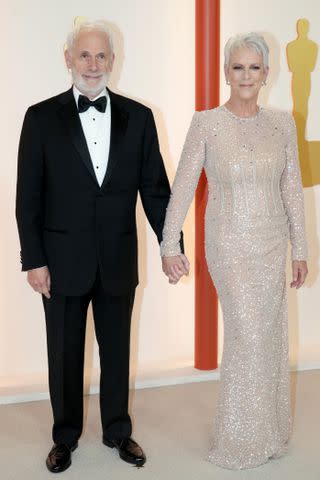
96, 166, 99, 169
94, 142, 97, 145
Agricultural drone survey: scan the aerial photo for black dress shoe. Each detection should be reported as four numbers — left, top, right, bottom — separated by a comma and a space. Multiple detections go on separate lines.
46, 442, 78, 473
103, 437, 146, 466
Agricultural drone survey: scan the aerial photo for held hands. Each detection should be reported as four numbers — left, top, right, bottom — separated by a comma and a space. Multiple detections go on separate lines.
290, 260, 308, 289
162, 254, 190, 284
27, 266, 51, 299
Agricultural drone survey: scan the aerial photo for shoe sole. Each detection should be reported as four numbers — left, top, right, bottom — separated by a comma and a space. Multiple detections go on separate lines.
46, 459, 72, 474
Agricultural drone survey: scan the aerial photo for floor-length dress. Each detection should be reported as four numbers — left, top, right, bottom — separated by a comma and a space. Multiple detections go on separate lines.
160, 105, 307, 469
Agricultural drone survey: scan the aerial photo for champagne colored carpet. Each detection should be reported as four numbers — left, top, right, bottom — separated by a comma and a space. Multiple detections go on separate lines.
1, 370, 319, 480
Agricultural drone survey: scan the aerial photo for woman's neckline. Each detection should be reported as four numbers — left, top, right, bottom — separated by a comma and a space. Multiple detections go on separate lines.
221, 104, 261, 121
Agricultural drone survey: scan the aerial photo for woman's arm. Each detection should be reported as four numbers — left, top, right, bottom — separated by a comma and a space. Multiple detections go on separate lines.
280, 113, 308, 287
161, 111, 207, 258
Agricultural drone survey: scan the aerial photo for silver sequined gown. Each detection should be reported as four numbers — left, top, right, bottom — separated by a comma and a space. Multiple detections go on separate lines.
161, 106, 307, 470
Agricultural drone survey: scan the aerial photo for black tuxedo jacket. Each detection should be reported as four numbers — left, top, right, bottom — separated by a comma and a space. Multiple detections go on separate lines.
16, 87, 180, 295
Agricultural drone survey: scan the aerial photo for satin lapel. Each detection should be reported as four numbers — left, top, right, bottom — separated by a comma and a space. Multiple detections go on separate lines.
101, 92, 128, 189
57, 89, 98, 186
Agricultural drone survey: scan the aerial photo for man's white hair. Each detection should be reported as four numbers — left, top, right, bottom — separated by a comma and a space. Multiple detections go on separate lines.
224, 32, 269, 68
66, 20, 114, 56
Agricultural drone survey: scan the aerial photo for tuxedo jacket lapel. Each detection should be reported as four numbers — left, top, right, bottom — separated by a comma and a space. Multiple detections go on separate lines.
101, 90, 129, 189
57, 88, 99, 186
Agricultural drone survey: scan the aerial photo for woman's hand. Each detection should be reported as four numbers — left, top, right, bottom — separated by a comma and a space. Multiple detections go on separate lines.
162, 254, 190, 284
290, 260, 308, 289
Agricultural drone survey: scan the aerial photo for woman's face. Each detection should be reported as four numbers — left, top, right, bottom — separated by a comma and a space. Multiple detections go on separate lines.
225, 46, 268, 102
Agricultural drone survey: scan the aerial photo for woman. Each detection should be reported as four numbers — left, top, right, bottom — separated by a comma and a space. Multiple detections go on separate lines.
161, 33, 308, 469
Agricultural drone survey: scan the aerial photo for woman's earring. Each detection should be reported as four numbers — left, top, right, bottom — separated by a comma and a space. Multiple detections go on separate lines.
262, 80, 267, 86
226, 80, 230, 85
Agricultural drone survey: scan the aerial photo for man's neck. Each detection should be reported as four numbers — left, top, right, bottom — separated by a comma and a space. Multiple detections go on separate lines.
74, 85, 106, 100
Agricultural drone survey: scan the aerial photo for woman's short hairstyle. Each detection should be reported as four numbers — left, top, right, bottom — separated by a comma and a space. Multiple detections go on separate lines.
66, 20, 114, 56
224, 32, 269, 68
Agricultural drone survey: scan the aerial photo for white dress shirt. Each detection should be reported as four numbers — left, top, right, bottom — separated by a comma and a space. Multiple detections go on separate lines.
73, 86, 111, 186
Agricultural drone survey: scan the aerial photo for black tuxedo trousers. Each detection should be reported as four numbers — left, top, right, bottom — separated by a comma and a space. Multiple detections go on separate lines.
43, 270, 135, 446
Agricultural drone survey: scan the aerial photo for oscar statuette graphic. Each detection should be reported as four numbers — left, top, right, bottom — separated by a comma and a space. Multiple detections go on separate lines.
287, 18, 320, 187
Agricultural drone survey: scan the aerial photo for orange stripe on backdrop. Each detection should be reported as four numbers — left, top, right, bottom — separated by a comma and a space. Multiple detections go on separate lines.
194, 0, 220, 370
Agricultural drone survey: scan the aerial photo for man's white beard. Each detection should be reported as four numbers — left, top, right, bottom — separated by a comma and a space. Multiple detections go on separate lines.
71, 68, 109, 98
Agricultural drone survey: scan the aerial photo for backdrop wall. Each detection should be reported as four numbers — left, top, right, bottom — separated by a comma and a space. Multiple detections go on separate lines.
0, 0, 319, 403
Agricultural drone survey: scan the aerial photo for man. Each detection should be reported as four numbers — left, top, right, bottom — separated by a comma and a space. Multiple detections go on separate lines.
16, 20, 188, 473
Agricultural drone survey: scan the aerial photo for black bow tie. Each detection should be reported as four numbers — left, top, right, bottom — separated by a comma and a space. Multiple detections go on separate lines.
78, 95, 107, 113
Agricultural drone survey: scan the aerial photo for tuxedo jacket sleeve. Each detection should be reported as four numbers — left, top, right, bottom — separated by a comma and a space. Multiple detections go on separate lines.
139, 109, 171, 243
139, 108, 184, 250
16, 107, 47, 271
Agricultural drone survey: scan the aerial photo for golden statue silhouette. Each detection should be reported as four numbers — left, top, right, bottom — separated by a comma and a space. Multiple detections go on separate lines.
286, 18, 320, 187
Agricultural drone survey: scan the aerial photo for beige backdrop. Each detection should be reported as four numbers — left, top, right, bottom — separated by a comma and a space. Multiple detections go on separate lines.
0, 0, 319, 403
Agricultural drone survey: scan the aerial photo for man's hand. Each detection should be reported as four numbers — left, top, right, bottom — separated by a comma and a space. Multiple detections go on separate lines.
290, 260, 308, 289
27, 266, 51, 299
162, 254, 190, 284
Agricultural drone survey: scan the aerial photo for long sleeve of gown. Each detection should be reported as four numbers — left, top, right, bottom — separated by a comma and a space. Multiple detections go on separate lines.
280, 113, 308, 260
161, 111, 206, 256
